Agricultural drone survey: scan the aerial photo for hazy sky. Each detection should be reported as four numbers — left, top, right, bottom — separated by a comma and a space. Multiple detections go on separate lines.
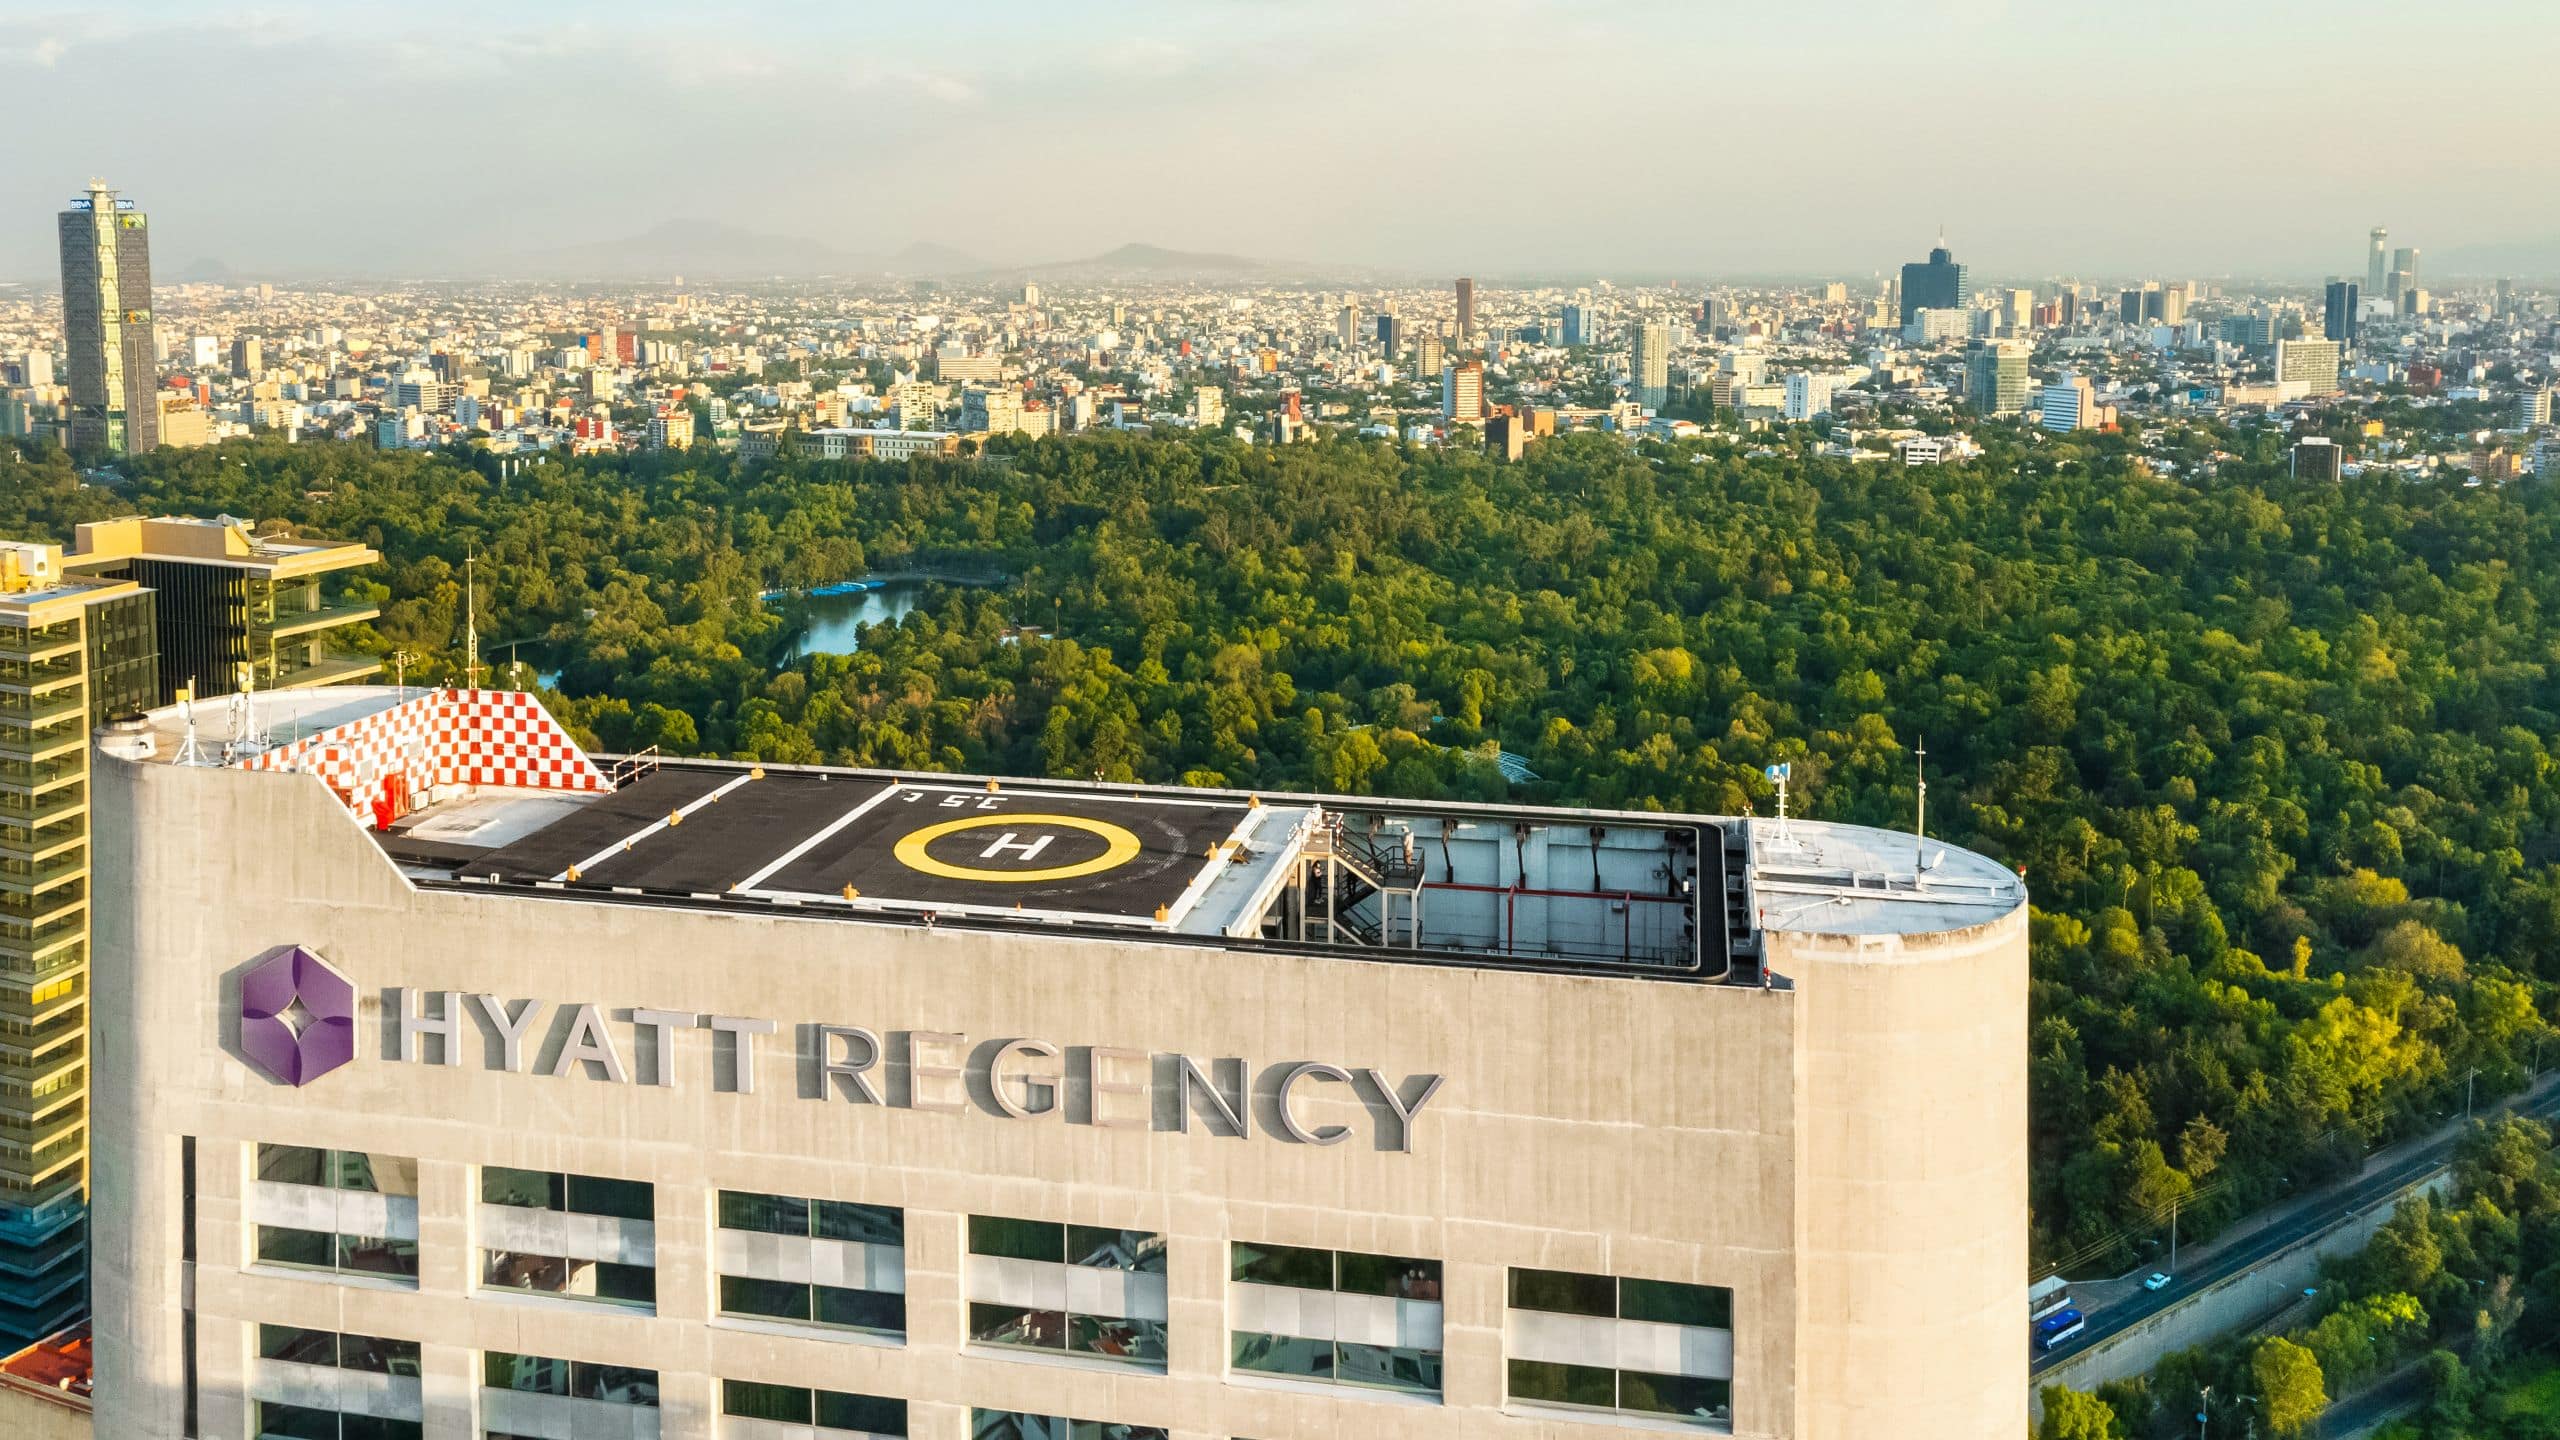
4, 0, 2556, 282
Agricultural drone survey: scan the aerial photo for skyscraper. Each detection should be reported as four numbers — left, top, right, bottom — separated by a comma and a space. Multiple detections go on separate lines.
2389, 246, 2419, 310
57, 180, 159, 456
1561, 303, 1593, 347
1441, 359, 1484, 424
1631, 321, 1670, 411
1964, 342, 2030, 416
2277, 338, 2343, 398
1454, 277, 1476, 341
2367, 226, 2389, 299
1898, 235, 1969, 325
2323, 279, 2360, 345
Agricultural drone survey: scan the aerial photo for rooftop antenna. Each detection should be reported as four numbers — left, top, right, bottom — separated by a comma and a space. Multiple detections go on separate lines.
224, 667, 269, 762
1914, 735, 1929, 875
1763, 761, 1793, 841
464, 552, 481, 689
174, 686, 208, 767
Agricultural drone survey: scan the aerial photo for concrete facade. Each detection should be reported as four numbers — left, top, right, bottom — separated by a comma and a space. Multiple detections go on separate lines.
86, 745, 2026, 1440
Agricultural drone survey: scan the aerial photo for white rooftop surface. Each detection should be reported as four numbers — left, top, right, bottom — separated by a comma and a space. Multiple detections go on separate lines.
1747, 817, 2024, 936
125, 683, 415, 764
399, 790, 595, 850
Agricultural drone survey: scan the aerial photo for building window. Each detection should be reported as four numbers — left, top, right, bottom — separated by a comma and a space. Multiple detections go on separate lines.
971, 1410, 1165, 1440
722, 1379, 907, 1436
249, 1144, 419, 1284
1506, 1267, 1734, 1428
483, 1352, 659, 1403
965, 1216, 1167, 1368
478, 1167, 655, 1310
251, 1324, 423, 1439
715, 1190, 905, 1337
1229, 1242, 1442, 1396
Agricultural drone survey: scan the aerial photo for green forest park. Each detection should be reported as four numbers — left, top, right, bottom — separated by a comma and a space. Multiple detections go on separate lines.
7, 421, 2560, 1312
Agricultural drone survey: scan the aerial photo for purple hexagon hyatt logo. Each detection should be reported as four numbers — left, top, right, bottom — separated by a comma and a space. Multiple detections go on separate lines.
239, 945, 356, 1087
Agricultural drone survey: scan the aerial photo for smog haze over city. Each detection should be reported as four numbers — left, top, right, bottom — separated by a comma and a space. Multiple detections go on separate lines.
4, 0, 2560, 281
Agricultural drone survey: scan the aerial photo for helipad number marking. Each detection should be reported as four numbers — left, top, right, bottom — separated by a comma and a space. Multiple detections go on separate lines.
892, 813, 1142, 882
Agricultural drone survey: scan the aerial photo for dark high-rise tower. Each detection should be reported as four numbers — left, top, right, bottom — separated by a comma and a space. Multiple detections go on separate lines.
57, 180, 158, 456
1455, 277, 1476, 341
2323, 279, 2360, 346
1898, 234, 1970, 325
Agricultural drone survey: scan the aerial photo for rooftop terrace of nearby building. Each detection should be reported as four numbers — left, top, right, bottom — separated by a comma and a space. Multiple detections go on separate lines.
0, 1322, 92, 1413
64, 514, 379, 578
103, 685, 2024, 983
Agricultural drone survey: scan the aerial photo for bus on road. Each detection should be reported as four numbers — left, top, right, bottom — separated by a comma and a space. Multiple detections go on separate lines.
2036, 1308, 2087, 1351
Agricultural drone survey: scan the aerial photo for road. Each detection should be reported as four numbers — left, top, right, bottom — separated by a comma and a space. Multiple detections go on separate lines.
2034, 1073, 2560, 1379
2326, 1362, 2428, 1438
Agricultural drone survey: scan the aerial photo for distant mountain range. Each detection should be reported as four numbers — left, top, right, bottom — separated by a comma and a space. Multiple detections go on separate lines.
2427, 236, 2560, 281
491, 223, 1344, 283
1019, 242, 1281, 280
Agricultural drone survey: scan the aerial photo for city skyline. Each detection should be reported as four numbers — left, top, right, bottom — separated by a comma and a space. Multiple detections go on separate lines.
4, 1, 2560, 283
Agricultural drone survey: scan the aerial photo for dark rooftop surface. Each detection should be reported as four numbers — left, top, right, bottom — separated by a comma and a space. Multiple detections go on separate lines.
450, 763, 1257, 925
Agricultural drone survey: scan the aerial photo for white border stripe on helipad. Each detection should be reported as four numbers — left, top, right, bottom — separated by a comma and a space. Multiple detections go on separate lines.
1154, 802, 1272, 929
729, 781, 906, 893
730, 887, 1169, 929
888, 783, 1245, 810
549, 770, 760, 882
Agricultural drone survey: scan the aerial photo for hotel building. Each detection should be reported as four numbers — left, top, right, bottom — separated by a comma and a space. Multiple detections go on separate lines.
84, 686, 2028, 1440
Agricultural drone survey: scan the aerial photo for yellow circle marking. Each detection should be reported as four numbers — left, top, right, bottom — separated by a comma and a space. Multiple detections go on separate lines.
892, 813, 1142, 883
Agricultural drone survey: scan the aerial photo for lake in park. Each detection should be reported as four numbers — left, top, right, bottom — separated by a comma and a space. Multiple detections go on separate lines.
780, 581, 925, 659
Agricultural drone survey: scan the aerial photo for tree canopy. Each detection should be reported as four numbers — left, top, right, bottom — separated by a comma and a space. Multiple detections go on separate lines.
6, 421, 2556, 1266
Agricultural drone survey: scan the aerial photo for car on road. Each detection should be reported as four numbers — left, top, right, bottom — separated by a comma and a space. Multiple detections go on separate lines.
2144, 1271, 2174, 1291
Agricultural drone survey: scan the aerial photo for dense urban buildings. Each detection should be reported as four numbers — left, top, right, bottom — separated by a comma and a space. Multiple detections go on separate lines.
86, 683, 2027, 1440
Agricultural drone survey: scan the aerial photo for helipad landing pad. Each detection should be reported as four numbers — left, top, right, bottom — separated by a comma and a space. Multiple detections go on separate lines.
738, 783, 1258, 925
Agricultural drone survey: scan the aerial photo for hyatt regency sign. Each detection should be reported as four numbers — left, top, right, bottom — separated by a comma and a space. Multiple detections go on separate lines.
385, 990, 1448, 1153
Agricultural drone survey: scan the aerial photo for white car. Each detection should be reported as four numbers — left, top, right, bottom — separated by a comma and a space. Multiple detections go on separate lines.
2144, 1271, 2173, 1292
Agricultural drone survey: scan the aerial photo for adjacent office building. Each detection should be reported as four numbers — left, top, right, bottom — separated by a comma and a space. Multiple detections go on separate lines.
2367, 226, 2389, 298
1898, 236, 1969, 326
0, 512, 376, 1354
56, 181, 158, 457
60, 517, 379, 707
1631, 323, 1670, 411
1454, 278, 1476, 342
0, 544, 156, 1352
86, 682, 2029, 1440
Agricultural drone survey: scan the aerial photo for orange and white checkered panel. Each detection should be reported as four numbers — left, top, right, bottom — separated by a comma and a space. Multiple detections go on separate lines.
240, 688, 610, 817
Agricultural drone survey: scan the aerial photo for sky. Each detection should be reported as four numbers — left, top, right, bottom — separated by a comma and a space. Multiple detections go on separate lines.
2, 0, 2557, 283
